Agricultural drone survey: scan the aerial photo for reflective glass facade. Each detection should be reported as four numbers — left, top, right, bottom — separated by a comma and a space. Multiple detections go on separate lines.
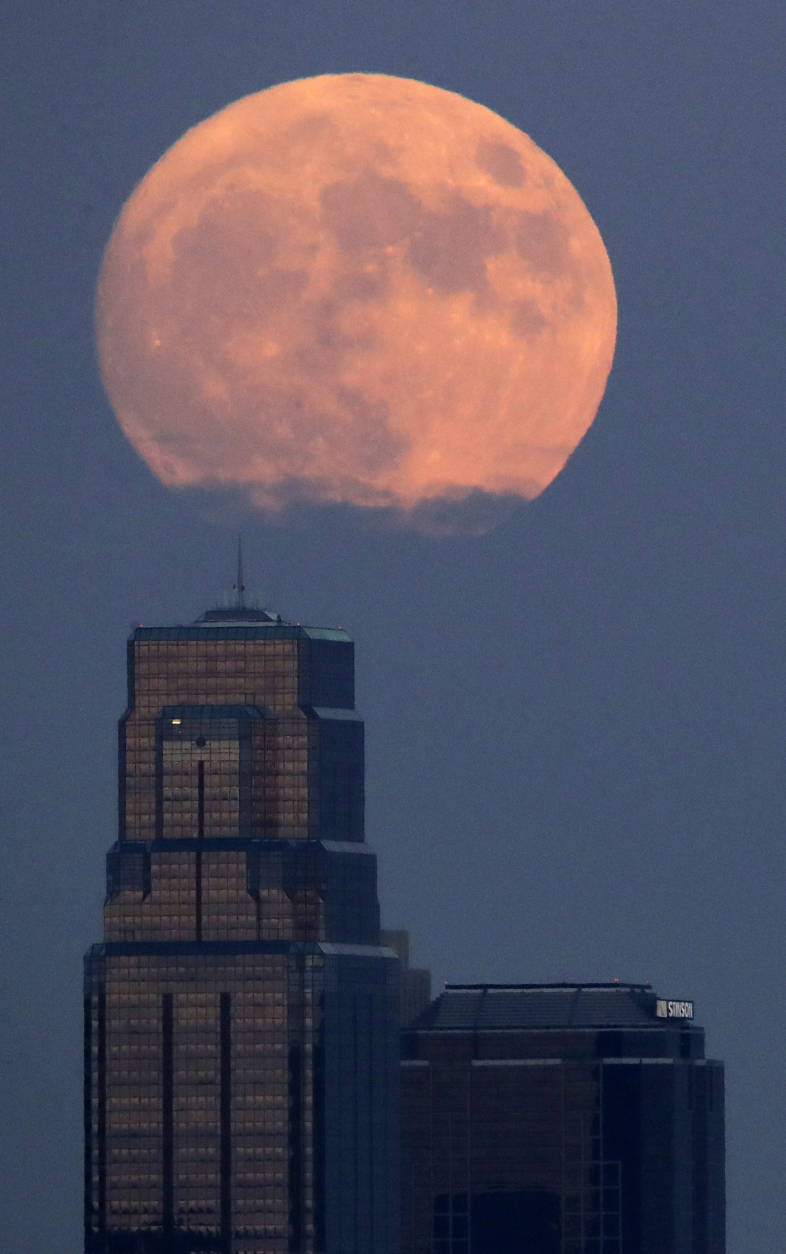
85, 607, 399, 1254
401, 984, 724, 1254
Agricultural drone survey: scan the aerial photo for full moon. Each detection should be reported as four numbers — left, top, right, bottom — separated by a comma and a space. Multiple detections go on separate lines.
97, 73, 616, 524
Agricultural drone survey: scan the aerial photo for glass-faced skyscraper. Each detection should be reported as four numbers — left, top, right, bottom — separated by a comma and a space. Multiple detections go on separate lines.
400, 982, 724, 1254
84, 603, 399, 1254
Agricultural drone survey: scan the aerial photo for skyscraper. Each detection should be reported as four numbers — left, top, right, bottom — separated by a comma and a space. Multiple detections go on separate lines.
84, 601, 399, 1254
400, 982, 724, 1254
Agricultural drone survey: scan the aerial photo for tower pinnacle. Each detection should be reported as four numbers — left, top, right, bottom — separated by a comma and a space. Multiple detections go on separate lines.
234, 535, 246, 608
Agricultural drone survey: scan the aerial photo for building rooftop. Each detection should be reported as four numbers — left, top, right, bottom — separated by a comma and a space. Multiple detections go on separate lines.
130, 603, 351, 643
198, 606, 283, 625
411, 982, 698, 1031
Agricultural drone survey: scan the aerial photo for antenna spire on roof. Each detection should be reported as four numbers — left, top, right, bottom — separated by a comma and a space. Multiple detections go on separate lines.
234, 536, 246, 608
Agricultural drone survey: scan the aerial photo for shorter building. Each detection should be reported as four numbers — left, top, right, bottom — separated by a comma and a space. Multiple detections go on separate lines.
401, 982, 724, 1254
381, 929, 432, 1026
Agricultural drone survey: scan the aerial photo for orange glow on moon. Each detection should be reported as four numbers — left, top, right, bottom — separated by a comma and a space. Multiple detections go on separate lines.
96, 73, 616, 526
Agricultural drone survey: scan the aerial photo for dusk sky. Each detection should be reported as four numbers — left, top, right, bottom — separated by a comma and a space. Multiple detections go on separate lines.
2, 4, 784, 1251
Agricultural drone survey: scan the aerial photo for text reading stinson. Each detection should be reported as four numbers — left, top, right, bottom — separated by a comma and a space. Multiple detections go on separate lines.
656, 999, 694, 1020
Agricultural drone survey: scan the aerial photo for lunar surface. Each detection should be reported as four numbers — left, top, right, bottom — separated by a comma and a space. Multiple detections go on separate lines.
96, 73, 617, 525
